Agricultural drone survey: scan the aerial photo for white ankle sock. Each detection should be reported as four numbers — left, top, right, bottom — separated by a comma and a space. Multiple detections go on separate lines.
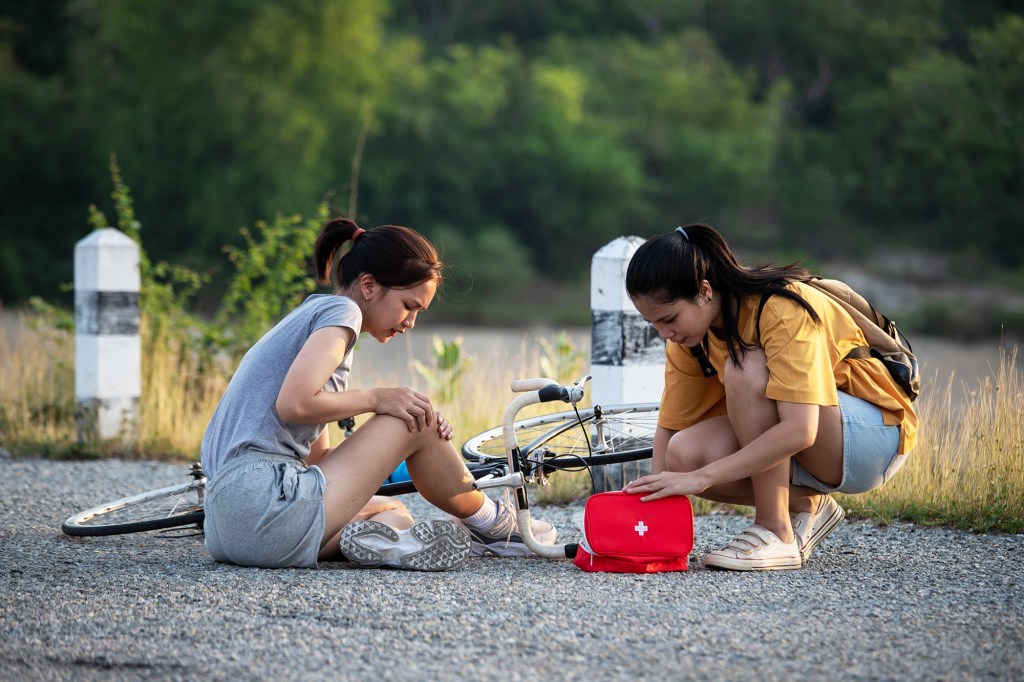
461, 497, 497, 530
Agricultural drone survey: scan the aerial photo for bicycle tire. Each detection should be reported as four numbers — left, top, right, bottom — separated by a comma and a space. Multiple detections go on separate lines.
62, 480, 206, 537
460, 403, 659, 468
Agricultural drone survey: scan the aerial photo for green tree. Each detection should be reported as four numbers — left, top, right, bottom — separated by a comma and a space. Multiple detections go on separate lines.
835, 14, 1024, 264
69, 0, 398, 264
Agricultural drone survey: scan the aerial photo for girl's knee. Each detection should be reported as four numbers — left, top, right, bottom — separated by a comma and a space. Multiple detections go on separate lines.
723, 347, 769, 397
665, 417, 740, 472
373, 414, 441, 448
665, 431, 706, 472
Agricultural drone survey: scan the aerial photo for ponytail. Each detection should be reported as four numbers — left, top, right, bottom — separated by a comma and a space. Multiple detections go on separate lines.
626, 223, 818, 365
314, 218, 362, 285
313, 217, 443, 290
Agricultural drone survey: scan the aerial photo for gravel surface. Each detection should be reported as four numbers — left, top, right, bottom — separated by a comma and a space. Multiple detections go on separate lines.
2, 457, 1022, 681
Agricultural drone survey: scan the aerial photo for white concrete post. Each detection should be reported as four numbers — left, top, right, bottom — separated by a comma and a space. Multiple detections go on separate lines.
74, 228, 141, 442
590, 236, 665, 406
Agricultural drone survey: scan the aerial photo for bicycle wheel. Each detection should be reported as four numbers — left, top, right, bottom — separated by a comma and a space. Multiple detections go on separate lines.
62, 480, 205, 537
461, 403, 659, 467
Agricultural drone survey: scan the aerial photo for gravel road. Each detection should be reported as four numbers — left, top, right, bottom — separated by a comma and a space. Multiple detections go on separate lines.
2, 457, 1022, 681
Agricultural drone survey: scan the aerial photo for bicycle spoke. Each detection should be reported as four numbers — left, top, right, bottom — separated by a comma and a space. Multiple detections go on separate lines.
76, 487, 202, 527
463, 404, 660, 462
62, 464, 206, 536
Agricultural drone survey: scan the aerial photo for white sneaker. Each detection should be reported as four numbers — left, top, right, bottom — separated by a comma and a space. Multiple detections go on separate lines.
791, 495, 846, 564
703, 524, 802, 571
339, 520, 472, 571
453, 495, 557, 557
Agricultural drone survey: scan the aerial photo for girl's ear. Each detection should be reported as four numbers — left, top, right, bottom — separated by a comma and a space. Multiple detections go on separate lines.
699, 279, 713, 302
358, 274, 379, 301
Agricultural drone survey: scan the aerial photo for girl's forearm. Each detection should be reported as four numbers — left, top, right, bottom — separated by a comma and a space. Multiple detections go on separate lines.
277, 388, 378, 425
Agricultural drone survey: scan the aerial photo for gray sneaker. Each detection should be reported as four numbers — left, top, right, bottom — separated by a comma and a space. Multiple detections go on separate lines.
453, 496, 557, 557
339, 520, 472, 571
791, 495, 846, 564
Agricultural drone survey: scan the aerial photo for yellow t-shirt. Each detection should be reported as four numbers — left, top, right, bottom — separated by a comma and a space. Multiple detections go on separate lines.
658, 281, 917, 454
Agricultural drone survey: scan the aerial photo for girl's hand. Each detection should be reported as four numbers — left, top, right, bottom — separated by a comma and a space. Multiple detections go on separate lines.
623, 471, 709, 501
372, 387, 435, 432
436, 411, 453, 441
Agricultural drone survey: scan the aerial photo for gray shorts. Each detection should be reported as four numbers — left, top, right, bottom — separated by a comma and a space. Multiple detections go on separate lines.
791, 391, 907, 495
204, 452, 327, 568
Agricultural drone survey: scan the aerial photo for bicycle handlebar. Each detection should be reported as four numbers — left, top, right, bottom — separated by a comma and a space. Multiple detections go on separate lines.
510, 378, 557, 393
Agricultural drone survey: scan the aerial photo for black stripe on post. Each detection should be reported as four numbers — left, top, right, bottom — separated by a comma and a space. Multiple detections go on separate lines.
75, 291, 140, 335
591, 310, 664, 366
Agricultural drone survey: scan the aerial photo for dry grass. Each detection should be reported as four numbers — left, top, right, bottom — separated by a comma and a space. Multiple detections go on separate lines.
0, 310, 77, 453
136, 322, 230, 457
0, 311, 230, 459
840, 347, 1024, 532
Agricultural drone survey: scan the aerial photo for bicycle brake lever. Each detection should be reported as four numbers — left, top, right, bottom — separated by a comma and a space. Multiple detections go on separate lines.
564, 373, 592, 405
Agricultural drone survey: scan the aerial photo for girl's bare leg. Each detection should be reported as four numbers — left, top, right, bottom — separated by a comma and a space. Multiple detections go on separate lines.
314, 414, 485, 553
721, 349, 794, 542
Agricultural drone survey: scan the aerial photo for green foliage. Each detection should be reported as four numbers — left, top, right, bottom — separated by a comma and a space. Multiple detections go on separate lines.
538, 331, 586, 385
811, 13, 1024, 263
88, 156, 209, 358
2, 1, 1024, 316
411, 336, 473, 404
84, 161, 328, 386
430, 224, 535, 319
55, 0, 394, 267
212, 208, 326, 360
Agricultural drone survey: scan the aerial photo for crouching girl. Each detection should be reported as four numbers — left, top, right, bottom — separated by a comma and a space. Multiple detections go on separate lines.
624, 224, 916, 570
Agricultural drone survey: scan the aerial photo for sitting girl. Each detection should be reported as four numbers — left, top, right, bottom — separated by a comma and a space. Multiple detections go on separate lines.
623, 224, 916, 570
201, 218, 555, 570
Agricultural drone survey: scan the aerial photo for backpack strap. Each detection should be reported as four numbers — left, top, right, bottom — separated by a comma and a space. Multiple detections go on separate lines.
756, 293, 770, 342
689, 336, 717, 378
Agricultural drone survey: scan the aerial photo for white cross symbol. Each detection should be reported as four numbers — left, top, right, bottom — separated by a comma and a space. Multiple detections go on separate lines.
634, 521, 649, 536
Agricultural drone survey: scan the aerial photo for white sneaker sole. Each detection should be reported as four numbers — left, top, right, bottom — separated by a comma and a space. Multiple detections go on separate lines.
800, 502, 846, 564
703, 552, 803, 571
339, 520, 472, 571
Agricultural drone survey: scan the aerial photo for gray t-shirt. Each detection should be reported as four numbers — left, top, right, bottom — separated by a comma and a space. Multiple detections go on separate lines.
201, 294, 362, 478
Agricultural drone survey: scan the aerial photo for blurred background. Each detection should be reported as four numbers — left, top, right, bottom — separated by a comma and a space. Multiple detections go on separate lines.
2, 0, 1023, 334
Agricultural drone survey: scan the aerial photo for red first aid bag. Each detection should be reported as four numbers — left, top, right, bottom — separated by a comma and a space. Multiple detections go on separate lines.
572, 491, 694, 574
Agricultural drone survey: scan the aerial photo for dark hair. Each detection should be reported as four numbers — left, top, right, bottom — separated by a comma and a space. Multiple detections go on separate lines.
625, 223, 819, 365
313, 218, 443, 290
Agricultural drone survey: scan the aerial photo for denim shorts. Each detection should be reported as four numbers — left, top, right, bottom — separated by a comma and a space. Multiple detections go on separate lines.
204, 451, 327, 569
791, 391, 905, 495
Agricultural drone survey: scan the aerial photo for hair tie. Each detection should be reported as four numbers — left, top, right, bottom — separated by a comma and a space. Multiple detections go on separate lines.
352, 227, 365, 242
675, 226, 689, 241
